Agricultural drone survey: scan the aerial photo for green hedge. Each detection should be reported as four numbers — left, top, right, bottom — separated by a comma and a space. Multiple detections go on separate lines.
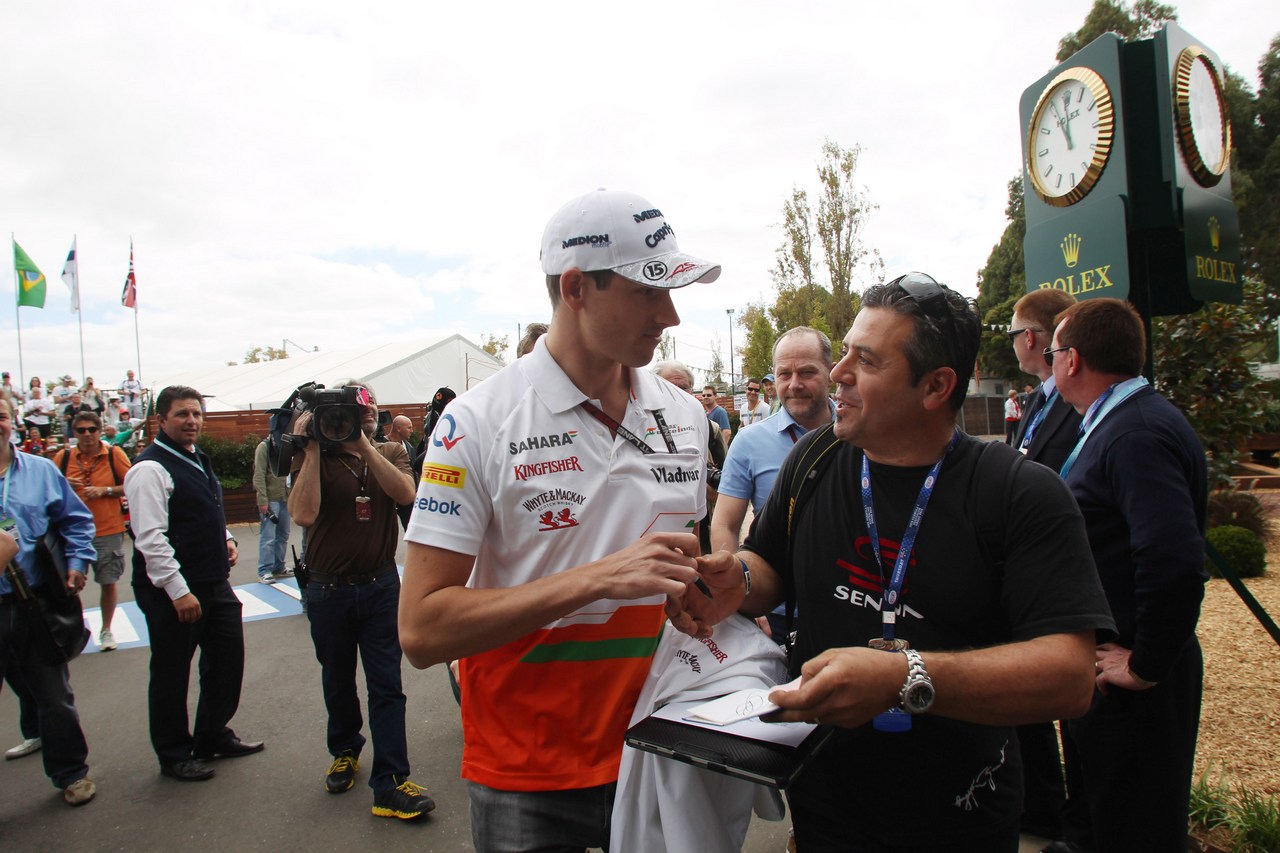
197, 434, 262, 490
1205, 525, 1267, 579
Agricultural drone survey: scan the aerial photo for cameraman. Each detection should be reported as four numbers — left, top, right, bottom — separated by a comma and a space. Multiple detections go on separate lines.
287, 381, 434, 820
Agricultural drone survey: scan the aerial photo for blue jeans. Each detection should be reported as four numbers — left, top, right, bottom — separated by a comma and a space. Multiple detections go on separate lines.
467, 781, 616, 853
0, 600, 91, 788
303, 570, 408, 793
257, 500, 291, 577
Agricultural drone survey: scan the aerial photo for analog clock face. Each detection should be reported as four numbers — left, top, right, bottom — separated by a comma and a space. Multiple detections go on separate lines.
1027, 67, 1115, 207
1175, 46, 1231, 187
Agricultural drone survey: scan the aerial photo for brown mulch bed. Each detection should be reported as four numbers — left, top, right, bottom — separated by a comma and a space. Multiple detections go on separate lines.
1195, 494, 1280, 798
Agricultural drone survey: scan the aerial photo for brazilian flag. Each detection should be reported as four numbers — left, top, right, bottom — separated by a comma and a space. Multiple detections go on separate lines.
14, 240, 46, 308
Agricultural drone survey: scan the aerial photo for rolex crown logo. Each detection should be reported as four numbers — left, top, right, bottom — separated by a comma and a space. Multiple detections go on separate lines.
1060, 233, 1082, 269
1208, 216, 1221, 252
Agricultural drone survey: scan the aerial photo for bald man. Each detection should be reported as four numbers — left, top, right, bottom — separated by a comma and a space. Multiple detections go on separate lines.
385, 416, 416, 529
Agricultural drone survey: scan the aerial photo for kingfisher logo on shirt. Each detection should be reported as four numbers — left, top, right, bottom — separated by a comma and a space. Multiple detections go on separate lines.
421, 463, 466, 489
512, 456, 583, 481
509, 430, 578, 455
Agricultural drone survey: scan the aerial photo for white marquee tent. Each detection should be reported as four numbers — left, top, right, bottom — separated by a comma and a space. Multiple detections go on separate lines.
151, 334, 504, 412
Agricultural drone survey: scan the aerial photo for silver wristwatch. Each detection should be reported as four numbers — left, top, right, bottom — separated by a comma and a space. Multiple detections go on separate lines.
898, 649, 935, 714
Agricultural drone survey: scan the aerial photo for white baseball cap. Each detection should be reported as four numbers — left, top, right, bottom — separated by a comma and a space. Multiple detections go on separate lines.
540, 189, 721, 289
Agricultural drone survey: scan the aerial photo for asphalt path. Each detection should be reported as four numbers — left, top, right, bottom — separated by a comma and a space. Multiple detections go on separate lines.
0, 522, 792, 852
1, 520, 1048, 852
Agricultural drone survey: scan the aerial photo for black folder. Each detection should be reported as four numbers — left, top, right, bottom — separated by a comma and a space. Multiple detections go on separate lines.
624, 700, 834, 789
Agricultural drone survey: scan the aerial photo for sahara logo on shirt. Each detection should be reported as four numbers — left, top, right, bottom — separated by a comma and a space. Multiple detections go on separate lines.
508, 430, 577, 455
433, 414, 465, 451
421, 463, 466, 489
512, 456, 583, 481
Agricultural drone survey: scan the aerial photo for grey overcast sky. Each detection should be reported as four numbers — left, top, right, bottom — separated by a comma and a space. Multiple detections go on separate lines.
4, 0, 1275, 391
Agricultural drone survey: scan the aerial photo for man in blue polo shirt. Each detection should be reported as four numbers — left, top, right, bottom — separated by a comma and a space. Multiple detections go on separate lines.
711, 326, 834, 637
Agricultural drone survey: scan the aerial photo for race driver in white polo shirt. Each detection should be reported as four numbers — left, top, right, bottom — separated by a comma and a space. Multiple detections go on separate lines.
400, 189, 720, 851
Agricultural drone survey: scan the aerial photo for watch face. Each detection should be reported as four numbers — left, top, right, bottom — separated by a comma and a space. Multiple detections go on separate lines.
1175, 46, 1232, 187
1026, 67, 1115, 207
904, 681, 935, 714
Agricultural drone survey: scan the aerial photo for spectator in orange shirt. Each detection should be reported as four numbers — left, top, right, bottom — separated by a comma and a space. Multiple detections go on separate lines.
53, 412, 132, 651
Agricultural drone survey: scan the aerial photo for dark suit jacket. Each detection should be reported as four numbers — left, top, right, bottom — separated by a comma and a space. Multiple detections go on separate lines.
1015, 390, 1082, 474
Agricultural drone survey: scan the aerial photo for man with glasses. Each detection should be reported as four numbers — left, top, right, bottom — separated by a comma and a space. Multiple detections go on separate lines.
711, 327, 835, 638
1004, 288, 1082, 840
738, 379, 770, 426
681, 274, 1114, 851
701, 385, 732, 446
399, 189, 719, 851
1008, 289, 1081, 470
53, 412, 131, 651
1047, 298, 1207, 853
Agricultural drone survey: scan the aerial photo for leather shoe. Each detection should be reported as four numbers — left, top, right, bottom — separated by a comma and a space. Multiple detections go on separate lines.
160, 759, 215, 781
193, 737, 265, 760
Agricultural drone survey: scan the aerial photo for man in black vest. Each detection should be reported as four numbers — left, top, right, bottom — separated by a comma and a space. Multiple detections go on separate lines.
124, 386, 264, 782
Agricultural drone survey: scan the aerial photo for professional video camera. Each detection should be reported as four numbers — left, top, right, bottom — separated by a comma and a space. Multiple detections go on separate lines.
267, 382, 372, 476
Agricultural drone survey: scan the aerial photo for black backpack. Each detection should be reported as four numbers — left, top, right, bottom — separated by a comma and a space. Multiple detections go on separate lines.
779, 425, 1024, 648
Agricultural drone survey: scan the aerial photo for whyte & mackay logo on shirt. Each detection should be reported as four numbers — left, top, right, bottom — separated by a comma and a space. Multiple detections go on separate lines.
522, 487, 586, 533
509, 430, 578, 455
512, 456, 583, 481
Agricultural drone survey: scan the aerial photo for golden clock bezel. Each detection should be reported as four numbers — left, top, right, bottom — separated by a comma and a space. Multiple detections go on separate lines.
1026, 67, 1115, 208
1174, 45, 1232, 187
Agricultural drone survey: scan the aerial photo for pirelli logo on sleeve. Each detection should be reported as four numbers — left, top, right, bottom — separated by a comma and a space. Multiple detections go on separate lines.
421, 463, 467, 489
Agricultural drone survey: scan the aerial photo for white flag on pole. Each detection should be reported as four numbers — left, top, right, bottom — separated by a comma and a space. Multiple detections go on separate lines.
61, 237, 79, 314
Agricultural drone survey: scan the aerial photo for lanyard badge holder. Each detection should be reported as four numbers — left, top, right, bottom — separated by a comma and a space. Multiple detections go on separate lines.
862, 430, 956, 733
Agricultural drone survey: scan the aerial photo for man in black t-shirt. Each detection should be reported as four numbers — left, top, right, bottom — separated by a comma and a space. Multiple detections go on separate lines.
676, 275, 1115, 852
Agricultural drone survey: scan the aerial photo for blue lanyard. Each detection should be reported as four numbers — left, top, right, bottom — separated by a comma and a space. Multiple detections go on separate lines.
1019, 388, 1057, 451
155, 438, 209, 476
860, 428, 958, 641
0, 453, 11, 518
1059, 377, 1148, 478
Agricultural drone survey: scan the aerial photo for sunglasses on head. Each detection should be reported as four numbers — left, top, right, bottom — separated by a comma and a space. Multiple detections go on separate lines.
890, 272, 951, 316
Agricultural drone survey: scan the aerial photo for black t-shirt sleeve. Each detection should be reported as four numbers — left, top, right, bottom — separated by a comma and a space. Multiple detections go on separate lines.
1000, 457, 1117, 643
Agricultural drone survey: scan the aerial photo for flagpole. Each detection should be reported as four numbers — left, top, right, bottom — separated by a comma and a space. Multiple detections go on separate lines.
12, 233, 24, 391
129, 237, 142, 385
73, 235, 86, 382
134, 306, 142, 386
